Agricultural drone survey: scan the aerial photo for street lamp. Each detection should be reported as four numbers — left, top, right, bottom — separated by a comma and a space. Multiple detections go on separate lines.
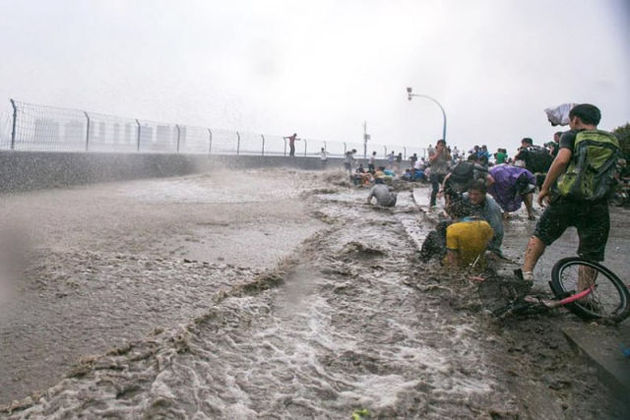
406, 87, 447, 142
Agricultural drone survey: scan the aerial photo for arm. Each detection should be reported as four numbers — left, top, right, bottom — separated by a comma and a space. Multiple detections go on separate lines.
441, 173, 451, 191
538, 148, 572, 206
445, 227, 459, 266
446, 249, 458, 266
486, 174, 495, 187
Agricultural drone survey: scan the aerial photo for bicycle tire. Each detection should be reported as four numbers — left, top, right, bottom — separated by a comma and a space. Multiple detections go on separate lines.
550, 257, 630, 323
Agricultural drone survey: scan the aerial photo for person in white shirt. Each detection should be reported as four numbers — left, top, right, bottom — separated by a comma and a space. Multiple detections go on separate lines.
320, 147, 328, 169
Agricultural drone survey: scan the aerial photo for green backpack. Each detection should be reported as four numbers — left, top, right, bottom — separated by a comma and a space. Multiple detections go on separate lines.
556, 130, 620, 201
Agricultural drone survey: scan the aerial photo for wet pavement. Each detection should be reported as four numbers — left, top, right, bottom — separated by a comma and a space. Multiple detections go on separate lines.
1, 170, 629, 418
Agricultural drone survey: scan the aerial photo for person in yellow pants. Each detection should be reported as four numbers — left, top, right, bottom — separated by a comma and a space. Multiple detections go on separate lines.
444, 217, 494, 267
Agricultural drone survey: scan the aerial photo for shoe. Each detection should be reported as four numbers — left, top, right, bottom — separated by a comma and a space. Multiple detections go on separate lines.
520, 270, 534, 282
513, 268, 534, 295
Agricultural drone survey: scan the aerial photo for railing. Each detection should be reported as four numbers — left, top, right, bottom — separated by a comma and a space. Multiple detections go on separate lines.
0, 99, 426, 160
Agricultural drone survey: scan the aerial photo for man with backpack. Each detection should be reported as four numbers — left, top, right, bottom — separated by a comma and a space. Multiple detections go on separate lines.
515, 138, 554, 187
520, 104, 620, 285
442, 154, 488, 208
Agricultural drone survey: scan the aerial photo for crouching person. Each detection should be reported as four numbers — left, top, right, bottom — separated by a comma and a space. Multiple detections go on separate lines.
461, 180, 504, 257
367, 178, 397, 207
445, 216, 494, 267
419, 200, 494, 268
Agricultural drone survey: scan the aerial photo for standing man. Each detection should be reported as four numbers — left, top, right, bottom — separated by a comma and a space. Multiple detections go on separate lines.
410, 153, 418, 169
550, 131, 563, 158
368, 151, 377, 173
284, 133, 299, 157
388, 151, 395, 169
520, 137, 534, 149
521, 104, 620, 286
495, 148, 507, 164
344, 149, 357, 177
515, 137, 554, 188
395, 152, 403, 172
320, 147, 328, 169
429, 139, 451, 207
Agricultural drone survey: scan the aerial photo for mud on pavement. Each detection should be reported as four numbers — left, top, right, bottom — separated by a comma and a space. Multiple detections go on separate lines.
2, 170, 629, 418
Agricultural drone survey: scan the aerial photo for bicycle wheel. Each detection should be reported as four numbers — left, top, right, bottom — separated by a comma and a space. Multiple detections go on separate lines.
550, 257, 630, 323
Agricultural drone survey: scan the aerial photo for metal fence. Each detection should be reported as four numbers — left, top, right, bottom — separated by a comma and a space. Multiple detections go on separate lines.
0, 99, 426, 160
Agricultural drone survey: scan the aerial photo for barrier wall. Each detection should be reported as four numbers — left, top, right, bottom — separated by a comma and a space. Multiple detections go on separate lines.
0, 151, 390, 193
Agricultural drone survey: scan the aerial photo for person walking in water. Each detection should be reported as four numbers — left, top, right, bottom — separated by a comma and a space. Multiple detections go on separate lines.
284, 133, 299, 157
429, 139, 451, 207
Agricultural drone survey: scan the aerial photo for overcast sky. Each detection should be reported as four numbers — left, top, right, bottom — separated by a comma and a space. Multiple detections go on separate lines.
1, 0, 628, 155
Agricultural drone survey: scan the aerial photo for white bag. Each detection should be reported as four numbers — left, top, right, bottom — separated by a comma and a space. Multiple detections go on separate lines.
544, 103, 576, 126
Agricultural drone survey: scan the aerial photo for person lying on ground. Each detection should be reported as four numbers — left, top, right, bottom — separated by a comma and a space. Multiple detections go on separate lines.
374, 166, 393, 184
460, 180, 504, 257
402, 168, 424, 182
367, 178, 397, 207
487, 165, 536, 220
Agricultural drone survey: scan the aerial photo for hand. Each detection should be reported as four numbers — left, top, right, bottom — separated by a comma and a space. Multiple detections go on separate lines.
537, 188, 550, 207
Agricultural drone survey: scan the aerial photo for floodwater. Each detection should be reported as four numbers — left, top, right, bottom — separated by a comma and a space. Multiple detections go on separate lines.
1, 169, 629, 418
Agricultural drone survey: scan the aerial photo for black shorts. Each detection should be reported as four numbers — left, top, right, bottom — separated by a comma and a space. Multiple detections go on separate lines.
533, 198, 609, 261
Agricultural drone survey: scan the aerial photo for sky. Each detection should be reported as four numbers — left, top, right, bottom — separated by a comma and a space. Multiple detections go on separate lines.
0, 0, 628, 155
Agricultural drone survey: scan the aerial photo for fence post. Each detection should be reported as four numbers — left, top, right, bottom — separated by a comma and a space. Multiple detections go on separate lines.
324, 141, 327, 151
403, 146, 407, 160
236, 131, 240, 155
383, 146, 387, 158
283, 138, 287, 156
10, 99, 17, 150
304, 139, 308, 157
83, 111, 90, 151
208, 128, 212, 154
135, 119, 141, 152
176, 124, 181, 153
261, 134, 265, 156
343, 142, 347, 154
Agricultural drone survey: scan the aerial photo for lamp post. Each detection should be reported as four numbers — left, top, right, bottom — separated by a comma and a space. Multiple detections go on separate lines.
406, 87, 447, 142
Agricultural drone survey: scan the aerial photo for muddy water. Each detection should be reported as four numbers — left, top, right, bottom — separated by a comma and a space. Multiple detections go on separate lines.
1, 172, 629, 418
0, 169, 322, 404
2, 183, 518, 418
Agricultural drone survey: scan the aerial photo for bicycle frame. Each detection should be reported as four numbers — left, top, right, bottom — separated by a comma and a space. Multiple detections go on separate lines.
524, 284, 596, 309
